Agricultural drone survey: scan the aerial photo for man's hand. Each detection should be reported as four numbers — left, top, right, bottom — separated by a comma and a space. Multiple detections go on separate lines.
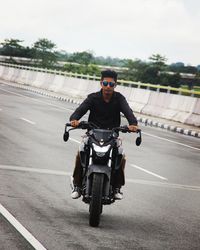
128, 125, 138, 132
70, 120, 80, 127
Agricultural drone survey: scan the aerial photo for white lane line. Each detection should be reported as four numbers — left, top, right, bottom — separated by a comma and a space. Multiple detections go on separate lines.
142, 131, 200, 151
0, 87, 73, 112
0, 204, 47, 250
69, 137, 81, 144
20, 117, 36, 125
130, 164, 168, 181
1, 165, 200, 191
0, 165, 71, 176
126, 179, 200, 191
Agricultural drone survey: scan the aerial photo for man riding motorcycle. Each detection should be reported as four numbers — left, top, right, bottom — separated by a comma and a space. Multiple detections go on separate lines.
69, 70, 138, 199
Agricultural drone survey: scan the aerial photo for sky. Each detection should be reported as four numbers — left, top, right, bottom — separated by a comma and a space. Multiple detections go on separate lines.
1, 0, 200, 66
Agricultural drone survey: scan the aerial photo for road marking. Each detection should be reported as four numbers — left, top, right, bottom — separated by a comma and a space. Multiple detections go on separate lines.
0, 87, 73, 112
0, 203, 47, 250
130, 164, 168, 180
0, 108, 2, 111
69, 137, 81, 144
20, 117, 36, 125
0, 165, 71, 176
142, 131, 200, 151
1, 165, 200, 192
126, 179, 200, 192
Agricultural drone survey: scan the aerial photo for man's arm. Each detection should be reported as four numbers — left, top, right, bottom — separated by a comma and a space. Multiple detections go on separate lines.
119, 95, 138, 132
70, 95, 92, 126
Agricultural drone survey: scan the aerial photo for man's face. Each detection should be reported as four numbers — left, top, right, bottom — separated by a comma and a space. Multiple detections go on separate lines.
100, 77, 116, 96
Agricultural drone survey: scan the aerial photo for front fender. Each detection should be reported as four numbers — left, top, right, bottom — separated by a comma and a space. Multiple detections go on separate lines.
87, 164, 111, 179
86, 164, 111, 197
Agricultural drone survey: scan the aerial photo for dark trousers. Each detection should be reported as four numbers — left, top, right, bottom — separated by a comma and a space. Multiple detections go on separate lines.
72, 152, 126, 188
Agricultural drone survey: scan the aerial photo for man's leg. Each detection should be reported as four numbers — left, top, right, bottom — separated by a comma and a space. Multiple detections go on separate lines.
71, 151, 82, 199
73, 152, 82, 187
113, 155, 126, 200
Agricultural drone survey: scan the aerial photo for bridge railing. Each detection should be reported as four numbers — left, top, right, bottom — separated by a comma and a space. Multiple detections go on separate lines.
0, 62, 199, 97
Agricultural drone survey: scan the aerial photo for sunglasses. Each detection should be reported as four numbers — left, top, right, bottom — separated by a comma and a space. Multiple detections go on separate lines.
102, 81, 115, 87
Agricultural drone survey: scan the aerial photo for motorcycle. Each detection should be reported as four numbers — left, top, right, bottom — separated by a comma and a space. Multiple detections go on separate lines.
63, 121, 142, 227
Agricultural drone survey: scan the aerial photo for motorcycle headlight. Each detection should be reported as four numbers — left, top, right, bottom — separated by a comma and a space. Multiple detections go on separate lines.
92, 143, 111, 157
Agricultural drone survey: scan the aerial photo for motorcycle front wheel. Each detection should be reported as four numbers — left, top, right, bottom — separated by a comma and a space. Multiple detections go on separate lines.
89, 173, 104, 227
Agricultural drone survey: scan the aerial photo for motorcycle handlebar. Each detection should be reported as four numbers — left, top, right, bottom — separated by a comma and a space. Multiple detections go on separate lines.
65, 121, 98, 130
64, 121, 142, 146
65, 122, 140, 133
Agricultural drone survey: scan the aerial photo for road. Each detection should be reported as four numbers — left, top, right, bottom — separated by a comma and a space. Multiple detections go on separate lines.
0, 82, 200, 250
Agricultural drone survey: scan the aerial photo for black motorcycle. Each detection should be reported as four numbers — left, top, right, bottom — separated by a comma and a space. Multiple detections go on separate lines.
63, 121, 142, 227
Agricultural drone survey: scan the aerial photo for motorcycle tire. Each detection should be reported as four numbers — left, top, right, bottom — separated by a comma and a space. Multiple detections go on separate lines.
89, 173, 104, 227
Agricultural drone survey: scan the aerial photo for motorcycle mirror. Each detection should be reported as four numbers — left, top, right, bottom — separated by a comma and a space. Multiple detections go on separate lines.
63, 131, 69, 142
136, 136, 142, 146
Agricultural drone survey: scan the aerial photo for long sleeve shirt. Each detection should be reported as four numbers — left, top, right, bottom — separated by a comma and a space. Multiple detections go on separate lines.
70, 90, 138, 129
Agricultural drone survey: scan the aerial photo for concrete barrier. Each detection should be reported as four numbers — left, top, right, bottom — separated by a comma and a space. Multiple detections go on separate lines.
185, 99, 200, 126
129, 88, 151, 113
0, 65, 4, 76
17, 69, 30, 85
86, 80, 100, 95
48, 74, 64, 93
26, 70, 38, 85
142, 92, 174, 118
141, 91, 198, 125
31, 72, 48, 88
0, 65, 199, 127
116, 85, 133, 101
170, 95, 196, 123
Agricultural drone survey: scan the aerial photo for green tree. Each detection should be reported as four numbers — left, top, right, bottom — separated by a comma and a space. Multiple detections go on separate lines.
33, 38, 57, 67
0, 39, 24, 59
149, 54, 167, 68
69, 51, 94, 65
122, 59, 147, 81
160, 72, 181, 88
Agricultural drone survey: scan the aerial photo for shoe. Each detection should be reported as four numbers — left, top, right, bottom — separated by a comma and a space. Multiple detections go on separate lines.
71, 186, 81, 199
114, 188, 123, 200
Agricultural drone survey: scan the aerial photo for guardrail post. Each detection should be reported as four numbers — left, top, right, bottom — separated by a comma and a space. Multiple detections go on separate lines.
156, 85, 160, 92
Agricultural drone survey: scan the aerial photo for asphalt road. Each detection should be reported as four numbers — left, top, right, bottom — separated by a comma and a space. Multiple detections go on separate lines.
0, 82, 200, 250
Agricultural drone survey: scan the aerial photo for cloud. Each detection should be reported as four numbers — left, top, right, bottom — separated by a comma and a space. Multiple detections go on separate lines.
0, 0, 200, 65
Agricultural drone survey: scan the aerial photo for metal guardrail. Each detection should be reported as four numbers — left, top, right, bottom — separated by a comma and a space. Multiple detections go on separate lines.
0, 62, 200, 97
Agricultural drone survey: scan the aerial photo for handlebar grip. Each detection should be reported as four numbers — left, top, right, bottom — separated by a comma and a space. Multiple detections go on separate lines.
66, 123, 72, 126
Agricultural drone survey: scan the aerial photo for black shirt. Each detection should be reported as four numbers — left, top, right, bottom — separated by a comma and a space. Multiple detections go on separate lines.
70, 90, 138, 129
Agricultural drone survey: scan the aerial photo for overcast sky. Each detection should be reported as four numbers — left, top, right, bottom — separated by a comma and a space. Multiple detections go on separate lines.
1, 0, 200, 65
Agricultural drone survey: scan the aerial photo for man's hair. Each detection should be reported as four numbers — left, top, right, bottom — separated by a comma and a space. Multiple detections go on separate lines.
101, 70, 118, 82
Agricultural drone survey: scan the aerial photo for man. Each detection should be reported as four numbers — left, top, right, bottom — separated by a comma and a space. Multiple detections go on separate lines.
70, 70, 138, 199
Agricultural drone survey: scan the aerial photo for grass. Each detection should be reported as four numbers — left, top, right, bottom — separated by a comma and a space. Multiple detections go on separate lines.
181, 85, 200, 92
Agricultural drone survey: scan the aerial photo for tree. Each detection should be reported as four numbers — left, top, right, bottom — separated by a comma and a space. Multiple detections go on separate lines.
0, 39, 24, 59
123, 59, 147, 81
33, 38, 57, 67
68, 51, 94, 65
149, 54, 167, 68
159, 72, 181, 88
